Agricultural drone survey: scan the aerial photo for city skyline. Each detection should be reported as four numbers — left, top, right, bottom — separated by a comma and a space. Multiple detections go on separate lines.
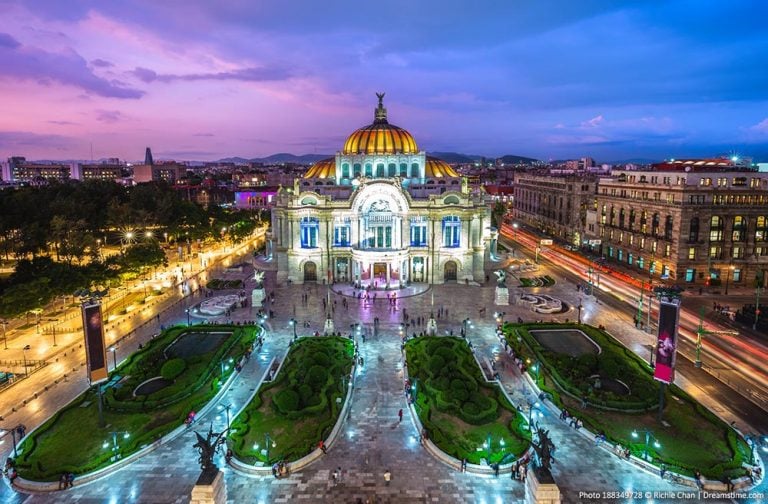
1, 0, 767, 162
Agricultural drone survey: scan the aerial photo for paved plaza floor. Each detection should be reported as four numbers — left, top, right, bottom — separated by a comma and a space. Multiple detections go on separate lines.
2, 264, 764, 503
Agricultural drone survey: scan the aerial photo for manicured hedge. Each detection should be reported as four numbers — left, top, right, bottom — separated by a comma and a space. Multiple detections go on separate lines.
15, 324, 260, 482
406, 336, 529, 464
229, 337, 355, 464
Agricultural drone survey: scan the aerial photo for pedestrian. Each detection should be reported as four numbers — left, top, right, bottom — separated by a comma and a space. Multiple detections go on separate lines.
318, 439, 327, 454
461, 458, 467, 473
512, 461, 519, 480
331, 468, 338, 486
59, 472, 67, 490
398, 408, 403, 422
518, 463, 526, 482
336, 466, 343, 483
67, 472, 74, 488
384, 469, 391, 486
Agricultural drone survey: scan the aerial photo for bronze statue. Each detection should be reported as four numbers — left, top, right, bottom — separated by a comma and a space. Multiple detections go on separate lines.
193, 424, 228, 471
376, 92, 385, 105
494, 269, 507, 288
531, 426, 555, 470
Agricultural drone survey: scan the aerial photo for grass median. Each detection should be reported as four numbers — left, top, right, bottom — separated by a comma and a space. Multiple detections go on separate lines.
15, 324, 259, 482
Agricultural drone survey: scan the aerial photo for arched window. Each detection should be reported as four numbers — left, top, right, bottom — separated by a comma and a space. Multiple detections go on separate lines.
399, 163, 408, 177
628, 209, 636, 231
376, 163, 385, 177
618, 208, 625, 230
442, 216, 461, 248
411, 163, 420, 177
365, 163, 373, 177
341, 163, 350, 178
709, 215, 723, 242
651, 213, 660, 237
353, 163, 362, 177
300, 217, 319, 248
387, 163, 396, 177
733, 215, 746, 241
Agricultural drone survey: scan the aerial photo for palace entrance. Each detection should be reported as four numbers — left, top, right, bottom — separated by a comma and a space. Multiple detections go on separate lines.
444, 260, 457, 282
303, 261, 317, 282
373, 262, 387, 279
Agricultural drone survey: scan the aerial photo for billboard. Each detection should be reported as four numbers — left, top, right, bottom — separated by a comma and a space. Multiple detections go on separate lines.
81, 302, 108, 385
540, 239, 553, 245
653, 300, 680, 384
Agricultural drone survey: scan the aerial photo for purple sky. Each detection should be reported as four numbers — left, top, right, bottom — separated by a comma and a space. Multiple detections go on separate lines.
0, 0, 767, 162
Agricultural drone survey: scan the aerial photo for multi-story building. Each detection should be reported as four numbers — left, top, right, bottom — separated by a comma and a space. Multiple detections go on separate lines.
71, 161, 123, 181
132, 161, 188, 183
513, 174, 597, 246
594, 159, 768, 286
2, 157, 73, 183
271, 95, 491, 285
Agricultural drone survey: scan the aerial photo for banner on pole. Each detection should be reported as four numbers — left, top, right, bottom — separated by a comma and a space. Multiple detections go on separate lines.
82, 302, 108, 385
653, 300, 680, 384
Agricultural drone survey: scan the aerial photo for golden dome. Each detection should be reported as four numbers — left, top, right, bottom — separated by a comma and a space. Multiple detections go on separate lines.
304, 157, 335, 178
425, 156, 459, 178
342, 93, 419, 155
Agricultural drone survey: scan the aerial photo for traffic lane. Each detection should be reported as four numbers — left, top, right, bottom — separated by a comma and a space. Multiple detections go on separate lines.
499, 235, 768, 420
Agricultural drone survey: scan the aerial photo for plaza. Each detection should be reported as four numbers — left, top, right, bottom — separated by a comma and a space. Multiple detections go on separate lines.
2, 245, 765, 502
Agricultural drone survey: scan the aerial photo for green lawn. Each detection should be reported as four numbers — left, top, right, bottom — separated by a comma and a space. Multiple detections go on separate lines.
504, 322, 749, 479
406, 336, 529, 464
16, 324, 259, 482
229, 336, 354, 464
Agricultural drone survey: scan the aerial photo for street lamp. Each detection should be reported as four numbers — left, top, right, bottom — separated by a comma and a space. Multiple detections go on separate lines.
724, 264, 735, 295
1, 319, 8, 350
528, 401, 543, 432
526, 358, 541, 383
289, 318, 297, 341
185, 308, 191, 327
631, 429, 661, 461
105, 431, 130, 457
0, 424, 23, 457
254, 433, 277, 463
22, 344, 30, 376
109, 346, 118, 372
494, 312, 506, 325
221, 403, 232, 431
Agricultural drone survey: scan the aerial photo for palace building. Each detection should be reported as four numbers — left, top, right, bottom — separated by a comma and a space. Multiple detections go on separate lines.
271, 94, 491, 286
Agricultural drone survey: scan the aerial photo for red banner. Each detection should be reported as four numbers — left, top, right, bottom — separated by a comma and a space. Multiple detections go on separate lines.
653, 301, 680, 384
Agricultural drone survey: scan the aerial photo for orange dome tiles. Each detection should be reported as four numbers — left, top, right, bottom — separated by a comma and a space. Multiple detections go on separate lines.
303, 157, 336, 178
425, 156, 459, 177
342, 124, 418, 155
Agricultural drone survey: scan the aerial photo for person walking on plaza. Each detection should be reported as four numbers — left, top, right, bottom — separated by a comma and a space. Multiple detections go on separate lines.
398, 408, 403, 422
384, 469, 392, 486
318, 439, 327, 454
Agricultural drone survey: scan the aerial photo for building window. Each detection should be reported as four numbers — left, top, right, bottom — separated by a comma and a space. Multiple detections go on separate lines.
709, 246, 722, 259
376, 164, 385, 177
700, 178, 712, 186
637, 256, 643, 269
664, 244, 671, 257
411, 163, 420, 177
400, 163, 408, 177
334, 224, 350, 247
388, 163, 397, 177
689, 217, 699, 242
733, 245, 744, 259
664, 216, 673, 240
685, 269, 696, 282
756, 216, 768, 241
628, 209, 635, 231
365, 163, 373, 177
709, 215, 723, 242
342, 163, 350, 178
442, 216, 461, 248
410, 218, 427, 246
651, 213, 660, 237
733, 269, 742, 282
618, 249, 624, 261
300, 217, 319, 248
732, 216, 746, 242
353, 163, 362, 177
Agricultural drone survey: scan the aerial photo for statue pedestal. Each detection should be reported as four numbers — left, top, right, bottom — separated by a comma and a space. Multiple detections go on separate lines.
190, 468, 226, 504
525, 466, 561, 504
251, 287, 266, 307
495, 287, 510, 305
324, 317, 335, 335
426, 317, 437, 336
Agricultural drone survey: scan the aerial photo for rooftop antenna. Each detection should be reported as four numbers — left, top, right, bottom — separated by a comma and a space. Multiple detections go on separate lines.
90, 142, 94, 161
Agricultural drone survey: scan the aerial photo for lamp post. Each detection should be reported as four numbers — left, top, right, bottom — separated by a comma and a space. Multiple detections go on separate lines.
109, 346, 118, 372
577, 299, 583, 325
411, 377, 418, 401
290, 318, 297, 341
494, 312, 506, 325
254, 433, 277, 464
1, 424, 22, 457
1, 319, 8, 350
485, 432, 492, 461
526, 358, 540, 383
724, 263, 735, 295
755, 284, 763, 331
512, 223, 519, 256
528, 401, 543, 432
105, 431, 130, 457
22, 344, 30, 376
631, 429, 661, 461
185, 308, 191, 327
221, 403, 232, 431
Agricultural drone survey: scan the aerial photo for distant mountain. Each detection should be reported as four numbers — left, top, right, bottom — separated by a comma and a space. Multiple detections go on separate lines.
496, 154, 540, 165
218, 153, 331, 164
427, 151, 480, 163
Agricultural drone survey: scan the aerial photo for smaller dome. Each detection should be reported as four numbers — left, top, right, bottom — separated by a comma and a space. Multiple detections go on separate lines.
425, 156, 459, 178
304, 157, 335, 178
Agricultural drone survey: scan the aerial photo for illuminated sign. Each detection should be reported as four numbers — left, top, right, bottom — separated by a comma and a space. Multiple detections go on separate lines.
82, 302, 108, 385
653, 300, 680, 384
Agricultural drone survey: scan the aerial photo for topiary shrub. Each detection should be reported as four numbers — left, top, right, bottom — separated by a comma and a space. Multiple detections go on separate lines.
274, 388, 300, 413
428, 355, 445, 376
298, 384, 313, 405
160, 358, 186, 380
306, 365, 328, 390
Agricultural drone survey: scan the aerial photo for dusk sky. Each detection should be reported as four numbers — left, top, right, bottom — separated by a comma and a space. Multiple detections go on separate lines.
1, 0, 767, 162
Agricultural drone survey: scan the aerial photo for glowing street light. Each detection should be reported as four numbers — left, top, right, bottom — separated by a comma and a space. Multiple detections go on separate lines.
631, 429, 661, 461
